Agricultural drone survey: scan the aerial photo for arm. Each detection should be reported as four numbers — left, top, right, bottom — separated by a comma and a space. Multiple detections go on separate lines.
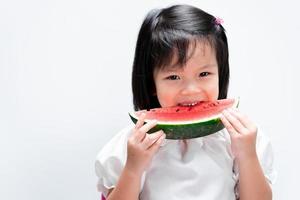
106, 165, 143, 200
237, 154, 272, 200
220, 108, 272, 200
106, 114, 165, 200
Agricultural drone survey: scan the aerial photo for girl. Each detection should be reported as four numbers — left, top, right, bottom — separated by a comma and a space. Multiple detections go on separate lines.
95, 4, 276, 200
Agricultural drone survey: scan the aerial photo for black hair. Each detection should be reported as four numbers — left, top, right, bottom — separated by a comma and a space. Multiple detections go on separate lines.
132, 4, 229, 111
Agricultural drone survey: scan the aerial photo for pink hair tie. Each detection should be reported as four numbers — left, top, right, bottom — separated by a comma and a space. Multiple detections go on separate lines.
214, 17, 224, 25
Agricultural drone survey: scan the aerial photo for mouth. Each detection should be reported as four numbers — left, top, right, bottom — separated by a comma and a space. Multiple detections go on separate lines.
177, 101, 204, 107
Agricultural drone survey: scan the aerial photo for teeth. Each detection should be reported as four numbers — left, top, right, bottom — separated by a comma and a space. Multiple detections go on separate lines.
179, 102, 198, 106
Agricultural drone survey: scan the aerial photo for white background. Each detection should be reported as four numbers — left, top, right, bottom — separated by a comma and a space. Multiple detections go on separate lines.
1, 0, 299, 199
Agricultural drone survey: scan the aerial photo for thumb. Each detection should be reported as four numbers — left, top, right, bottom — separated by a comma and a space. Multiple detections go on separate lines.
149, 133, 166, 154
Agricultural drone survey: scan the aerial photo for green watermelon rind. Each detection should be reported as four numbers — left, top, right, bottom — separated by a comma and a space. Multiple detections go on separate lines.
129, 98, 239, 140
129, 114, 224, 139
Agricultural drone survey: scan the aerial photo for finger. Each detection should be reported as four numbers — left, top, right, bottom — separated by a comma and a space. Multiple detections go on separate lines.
222, 109, 248, 133
133, 114, 149, 142
229, 108, 257, 131
141, 130, 164, 149
135, 113, 146, 130
220, 113, 238, 135
133, 120, 158, 142
149, 133, 166, 153
132, 128, 147, 143
139, 120, 157, 133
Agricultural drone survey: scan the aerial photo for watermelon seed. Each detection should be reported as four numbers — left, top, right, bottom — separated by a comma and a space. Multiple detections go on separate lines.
176, 108, 180, 112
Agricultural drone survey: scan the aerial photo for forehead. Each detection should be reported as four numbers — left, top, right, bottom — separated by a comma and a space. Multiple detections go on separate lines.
157, 41, 217, 72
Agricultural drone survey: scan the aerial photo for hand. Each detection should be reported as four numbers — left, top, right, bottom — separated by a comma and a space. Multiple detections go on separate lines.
220, 108, 258, 162
126, 113, 166, 176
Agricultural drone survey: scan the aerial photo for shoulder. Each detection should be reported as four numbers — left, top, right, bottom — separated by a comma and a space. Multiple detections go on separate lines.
255, 126, 274, 155
255, 126, 275, 156
94, 125, 134, 196
95, 125, 134, 180
252, 126, 277, 184
96, 125, 134, 162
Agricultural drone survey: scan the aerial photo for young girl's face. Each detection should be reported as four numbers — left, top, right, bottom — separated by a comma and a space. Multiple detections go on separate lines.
153, 42, 219, 108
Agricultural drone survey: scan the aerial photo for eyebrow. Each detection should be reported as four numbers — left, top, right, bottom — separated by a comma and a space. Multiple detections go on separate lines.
161, 63, 217, 73
200, 64, 218, 69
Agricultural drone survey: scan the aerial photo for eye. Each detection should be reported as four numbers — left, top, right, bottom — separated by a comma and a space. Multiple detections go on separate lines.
166, 75, 180, 80
199, 72, 210, 77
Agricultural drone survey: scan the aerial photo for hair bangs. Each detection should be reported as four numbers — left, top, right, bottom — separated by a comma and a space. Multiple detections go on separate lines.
151, 29, 194, 70
151, 29, 218, 71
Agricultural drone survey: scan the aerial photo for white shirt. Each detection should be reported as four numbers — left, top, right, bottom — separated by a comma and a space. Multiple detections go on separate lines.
95, 125, 276, 200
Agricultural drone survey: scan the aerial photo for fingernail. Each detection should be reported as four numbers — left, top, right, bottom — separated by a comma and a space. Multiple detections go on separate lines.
159, 134, 166, 141
159, 135, 166, 146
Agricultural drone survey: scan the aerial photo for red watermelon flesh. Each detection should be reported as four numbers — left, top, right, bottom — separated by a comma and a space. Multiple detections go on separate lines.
135, 98, 236, 122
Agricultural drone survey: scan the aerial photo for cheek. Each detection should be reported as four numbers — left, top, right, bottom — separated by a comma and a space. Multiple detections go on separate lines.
211, 85, 219, 99
213, 79, 219, 99
205, 77, 219, 100
155, 83, 176, 107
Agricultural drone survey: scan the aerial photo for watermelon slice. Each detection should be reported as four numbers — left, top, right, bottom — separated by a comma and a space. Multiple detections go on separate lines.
129, 98, 239, 139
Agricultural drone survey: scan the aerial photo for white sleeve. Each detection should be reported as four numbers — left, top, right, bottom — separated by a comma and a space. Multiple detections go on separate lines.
256, 128, 277, 185
95, 156, 124, 197
94, 125, 146, 198
94, 126, 129, 197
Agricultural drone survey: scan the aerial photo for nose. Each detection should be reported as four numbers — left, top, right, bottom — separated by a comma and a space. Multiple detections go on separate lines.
181, 80, 202, 96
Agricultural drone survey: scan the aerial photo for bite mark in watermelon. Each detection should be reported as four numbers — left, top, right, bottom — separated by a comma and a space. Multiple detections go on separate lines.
129, 98, 239, 139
